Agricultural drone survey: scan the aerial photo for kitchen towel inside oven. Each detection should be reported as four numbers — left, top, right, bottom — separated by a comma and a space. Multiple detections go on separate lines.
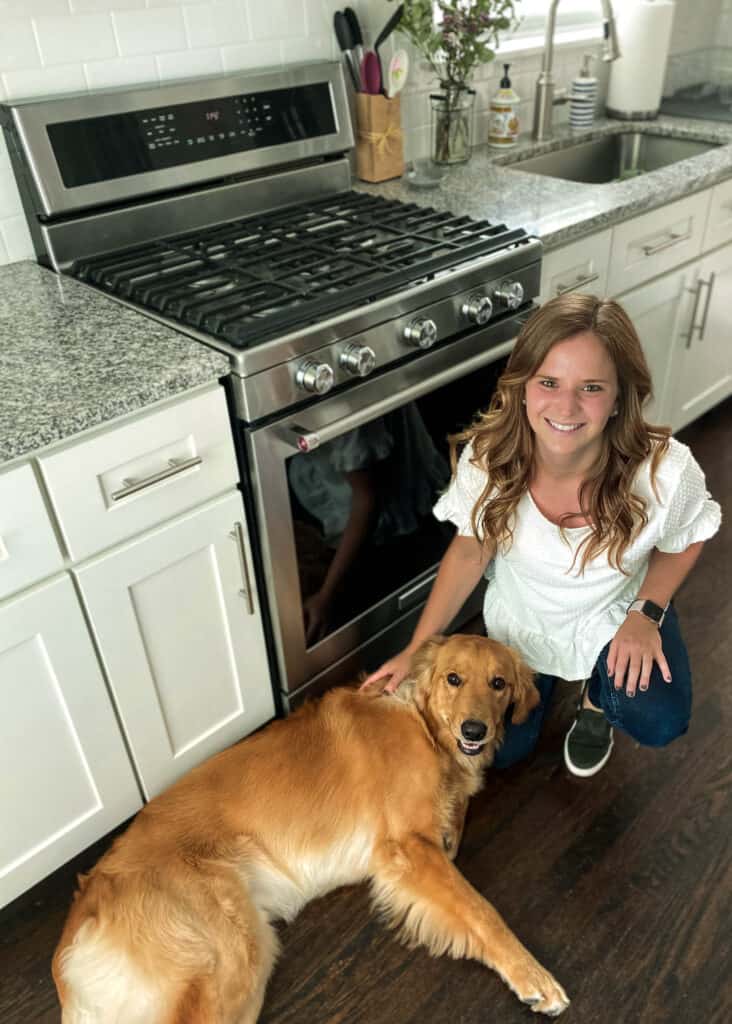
287, 404, 449, 645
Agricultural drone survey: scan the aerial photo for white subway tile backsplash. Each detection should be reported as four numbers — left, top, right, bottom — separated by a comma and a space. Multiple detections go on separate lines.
280, 35, 334, 64
221, 40, 282, 72
3, 62, 87, 99
0, 165, 21, 220
113, 8, 187, 58
0, 232, 8, 264
4, 0, 71, 14
84, 55, 157, 88
71, 0, 141, 11
183, 2, 250, 49
249, 0, 305, 40
0, 20, 42, 73
0, 215, 34, 262
35, 14, 118, 66
157, 47, 224, 80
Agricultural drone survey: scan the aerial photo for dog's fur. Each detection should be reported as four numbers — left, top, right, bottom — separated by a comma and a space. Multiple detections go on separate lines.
53, 634, 570, 1022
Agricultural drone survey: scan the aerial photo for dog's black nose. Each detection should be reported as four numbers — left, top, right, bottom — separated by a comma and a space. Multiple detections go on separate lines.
461, 719, 487, 741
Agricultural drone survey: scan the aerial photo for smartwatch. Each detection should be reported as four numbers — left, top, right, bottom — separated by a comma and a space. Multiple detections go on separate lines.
627, 598, 668, 627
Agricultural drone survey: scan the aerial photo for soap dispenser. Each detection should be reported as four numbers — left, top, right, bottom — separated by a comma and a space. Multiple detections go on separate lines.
569, 53, 597, 131
489, 64, 520, 148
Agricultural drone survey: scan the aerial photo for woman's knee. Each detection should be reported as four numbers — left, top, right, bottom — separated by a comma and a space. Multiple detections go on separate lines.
612, 686, 692, 747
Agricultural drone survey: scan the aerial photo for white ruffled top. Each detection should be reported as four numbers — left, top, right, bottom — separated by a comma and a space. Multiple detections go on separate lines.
433, 437, 721, 679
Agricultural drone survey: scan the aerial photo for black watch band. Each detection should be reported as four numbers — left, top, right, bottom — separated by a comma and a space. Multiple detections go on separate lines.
627, 598, 668, 627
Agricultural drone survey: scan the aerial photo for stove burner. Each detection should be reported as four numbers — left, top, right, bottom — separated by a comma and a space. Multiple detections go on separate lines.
73, 191, 528, 348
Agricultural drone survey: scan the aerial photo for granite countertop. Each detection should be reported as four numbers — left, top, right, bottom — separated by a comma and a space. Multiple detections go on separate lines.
0, 261, 230, 466
356, 116, 732, 250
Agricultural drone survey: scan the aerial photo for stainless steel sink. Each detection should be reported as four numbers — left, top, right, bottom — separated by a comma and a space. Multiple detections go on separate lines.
504, 132, 720, 184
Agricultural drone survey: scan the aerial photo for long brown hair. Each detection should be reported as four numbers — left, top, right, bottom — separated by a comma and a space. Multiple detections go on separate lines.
451, 293, 670, 573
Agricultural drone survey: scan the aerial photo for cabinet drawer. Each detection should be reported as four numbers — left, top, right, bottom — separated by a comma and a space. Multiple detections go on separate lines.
0, 463, 64, 599
608, 191, 710, 297
39, 385, 238, 561
702, 178, 732, 254
540, 229, 612, 303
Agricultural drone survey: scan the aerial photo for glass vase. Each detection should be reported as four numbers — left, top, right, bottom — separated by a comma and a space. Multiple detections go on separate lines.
431, 88, 476, 165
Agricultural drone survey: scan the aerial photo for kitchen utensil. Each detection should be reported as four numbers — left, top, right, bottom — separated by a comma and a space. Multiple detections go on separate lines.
360, 51, 382, 96
386, 49, 409, 99
373, 3, 404, 86
343, 7, 365, 68
333, 10, 361, 92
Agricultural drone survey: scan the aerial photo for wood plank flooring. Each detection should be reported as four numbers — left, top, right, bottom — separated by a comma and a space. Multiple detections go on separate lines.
2, 398, 730, 1024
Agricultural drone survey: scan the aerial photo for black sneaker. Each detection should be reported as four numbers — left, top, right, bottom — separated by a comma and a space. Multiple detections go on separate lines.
563, 686, 613, 777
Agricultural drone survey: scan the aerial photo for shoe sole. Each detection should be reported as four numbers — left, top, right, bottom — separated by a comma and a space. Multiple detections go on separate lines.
563, 720, 614, 778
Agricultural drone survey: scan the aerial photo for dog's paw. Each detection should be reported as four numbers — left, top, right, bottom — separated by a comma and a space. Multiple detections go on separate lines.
511, 962, 570, 1017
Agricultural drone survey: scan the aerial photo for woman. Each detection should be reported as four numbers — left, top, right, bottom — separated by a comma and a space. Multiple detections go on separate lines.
363, 294, 721, 777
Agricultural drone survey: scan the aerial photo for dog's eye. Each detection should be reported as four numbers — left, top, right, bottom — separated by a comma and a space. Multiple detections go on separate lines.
491, 676, 506, 691
446, 672, 462, 687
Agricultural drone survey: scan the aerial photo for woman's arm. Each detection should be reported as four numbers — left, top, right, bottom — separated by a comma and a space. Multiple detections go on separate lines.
362, 532, 496, 692
608, 541, 705, 696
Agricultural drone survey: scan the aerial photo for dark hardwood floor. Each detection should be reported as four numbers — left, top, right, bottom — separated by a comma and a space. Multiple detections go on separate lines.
2, 398, 730, 1024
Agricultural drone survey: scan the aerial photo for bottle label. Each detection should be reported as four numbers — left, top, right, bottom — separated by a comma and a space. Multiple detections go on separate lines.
489, 108, 519, 144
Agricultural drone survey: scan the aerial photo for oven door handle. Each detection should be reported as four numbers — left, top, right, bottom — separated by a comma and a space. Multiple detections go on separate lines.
288, 329, 526, 453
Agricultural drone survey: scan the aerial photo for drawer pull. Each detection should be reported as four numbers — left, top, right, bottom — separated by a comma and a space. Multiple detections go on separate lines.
229, 522, 255, 615
641, 230, 689, 257
110, 455, 202, 502
697, 273, 716, 341
555, 271, 600, 296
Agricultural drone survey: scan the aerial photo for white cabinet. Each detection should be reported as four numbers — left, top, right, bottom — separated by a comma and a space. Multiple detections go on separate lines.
613, 266, 692, 426
607, 191, 709, 297
540, 229, 612, 303
76, 491, 274, 799
0, 576, 141, 908
0, 463, 64, 600
669, 241, 732, 432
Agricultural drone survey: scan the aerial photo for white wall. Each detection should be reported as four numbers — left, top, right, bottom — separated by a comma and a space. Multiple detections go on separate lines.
0, 0, 717, 267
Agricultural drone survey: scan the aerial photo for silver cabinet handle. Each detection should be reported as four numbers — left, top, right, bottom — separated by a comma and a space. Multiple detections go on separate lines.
110, 455, 202, 502
230, 522, 254, 615
682, 280, 703, 349
642, 230, 689, 257
697, 272, 716, 341
555, 271, 600, 296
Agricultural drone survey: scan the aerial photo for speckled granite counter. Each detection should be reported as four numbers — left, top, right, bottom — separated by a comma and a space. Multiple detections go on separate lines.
0, 261, 230, 466
357, 116, 732, 250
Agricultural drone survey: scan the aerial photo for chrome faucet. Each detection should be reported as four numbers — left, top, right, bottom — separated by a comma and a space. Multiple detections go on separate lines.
532, 0, 621, 141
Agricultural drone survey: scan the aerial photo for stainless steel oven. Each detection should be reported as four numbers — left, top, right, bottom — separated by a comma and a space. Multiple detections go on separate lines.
246, 311, 532, 704
2, 60, 542, 710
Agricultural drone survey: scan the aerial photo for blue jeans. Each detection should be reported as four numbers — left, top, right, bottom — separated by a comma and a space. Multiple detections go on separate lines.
494, 604, 692, 770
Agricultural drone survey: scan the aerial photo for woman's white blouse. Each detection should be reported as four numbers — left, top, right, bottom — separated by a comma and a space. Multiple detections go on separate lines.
433, 437, 721, 679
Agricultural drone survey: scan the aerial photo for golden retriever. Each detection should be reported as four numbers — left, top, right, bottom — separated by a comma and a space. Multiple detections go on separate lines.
52, 634, 570, 1022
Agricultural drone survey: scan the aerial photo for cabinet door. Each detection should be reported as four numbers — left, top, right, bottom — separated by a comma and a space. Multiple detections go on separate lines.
615, 266, 692, 426
76, 491, 275, 800
670, 242, 732, 432
0, 576, 141, 909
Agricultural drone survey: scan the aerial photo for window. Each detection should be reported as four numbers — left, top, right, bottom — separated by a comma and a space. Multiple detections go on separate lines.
511, 0, 607, 39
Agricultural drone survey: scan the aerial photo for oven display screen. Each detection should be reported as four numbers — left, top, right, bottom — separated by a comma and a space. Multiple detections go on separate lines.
47, 83, 336, 188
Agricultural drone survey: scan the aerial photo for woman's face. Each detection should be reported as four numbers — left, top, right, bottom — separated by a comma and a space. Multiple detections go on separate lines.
524, 331, 619, 465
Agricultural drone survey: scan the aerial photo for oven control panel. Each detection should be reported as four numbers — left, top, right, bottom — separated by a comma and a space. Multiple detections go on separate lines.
46, 83, 337, 189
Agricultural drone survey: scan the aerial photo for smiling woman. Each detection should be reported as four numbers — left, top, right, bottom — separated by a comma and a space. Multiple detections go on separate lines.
364, 293, 721, 780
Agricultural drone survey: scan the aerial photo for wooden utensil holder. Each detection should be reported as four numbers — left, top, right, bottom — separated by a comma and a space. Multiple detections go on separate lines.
355, 93, 405, 183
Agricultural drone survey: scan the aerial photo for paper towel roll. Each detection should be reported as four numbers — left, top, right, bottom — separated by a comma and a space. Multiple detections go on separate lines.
607, 0, 676, 119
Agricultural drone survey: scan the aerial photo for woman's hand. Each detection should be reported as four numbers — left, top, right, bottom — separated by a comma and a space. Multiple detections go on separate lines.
607, 613, 672, 697
359, 648, 415, 694
303, 591, 331, 645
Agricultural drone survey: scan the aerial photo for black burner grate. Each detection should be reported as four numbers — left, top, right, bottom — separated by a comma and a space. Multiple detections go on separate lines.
73, 191, 528, 348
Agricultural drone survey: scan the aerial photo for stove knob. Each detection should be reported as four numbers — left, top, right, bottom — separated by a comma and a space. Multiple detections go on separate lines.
296, 360, 334, 395
403, 317, 438, 349
461, 293, 493, 325
493, 280, 525, 310
340, 343, 376, 378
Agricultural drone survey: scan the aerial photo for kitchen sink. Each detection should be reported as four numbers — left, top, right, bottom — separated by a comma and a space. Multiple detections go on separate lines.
503, 132, 721, 184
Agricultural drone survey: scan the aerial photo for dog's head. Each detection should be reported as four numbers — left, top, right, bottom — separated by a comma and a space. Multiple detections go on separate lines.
410, 634, 539, 762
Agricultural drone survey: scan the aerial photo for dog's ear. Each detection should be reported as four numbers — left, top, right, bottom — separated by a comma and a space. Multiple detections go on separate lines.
508, 649, 540, 724
410, 635, 448, 710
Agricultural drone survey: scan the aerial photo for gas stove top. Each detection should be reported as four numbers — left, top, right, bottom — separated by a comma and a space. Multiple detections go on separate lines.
72, 191, 528, 350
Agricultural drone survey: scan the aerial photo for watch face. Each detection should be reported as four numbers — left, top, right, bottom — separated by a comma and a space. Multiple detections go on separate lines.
642, 600, 664, 623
